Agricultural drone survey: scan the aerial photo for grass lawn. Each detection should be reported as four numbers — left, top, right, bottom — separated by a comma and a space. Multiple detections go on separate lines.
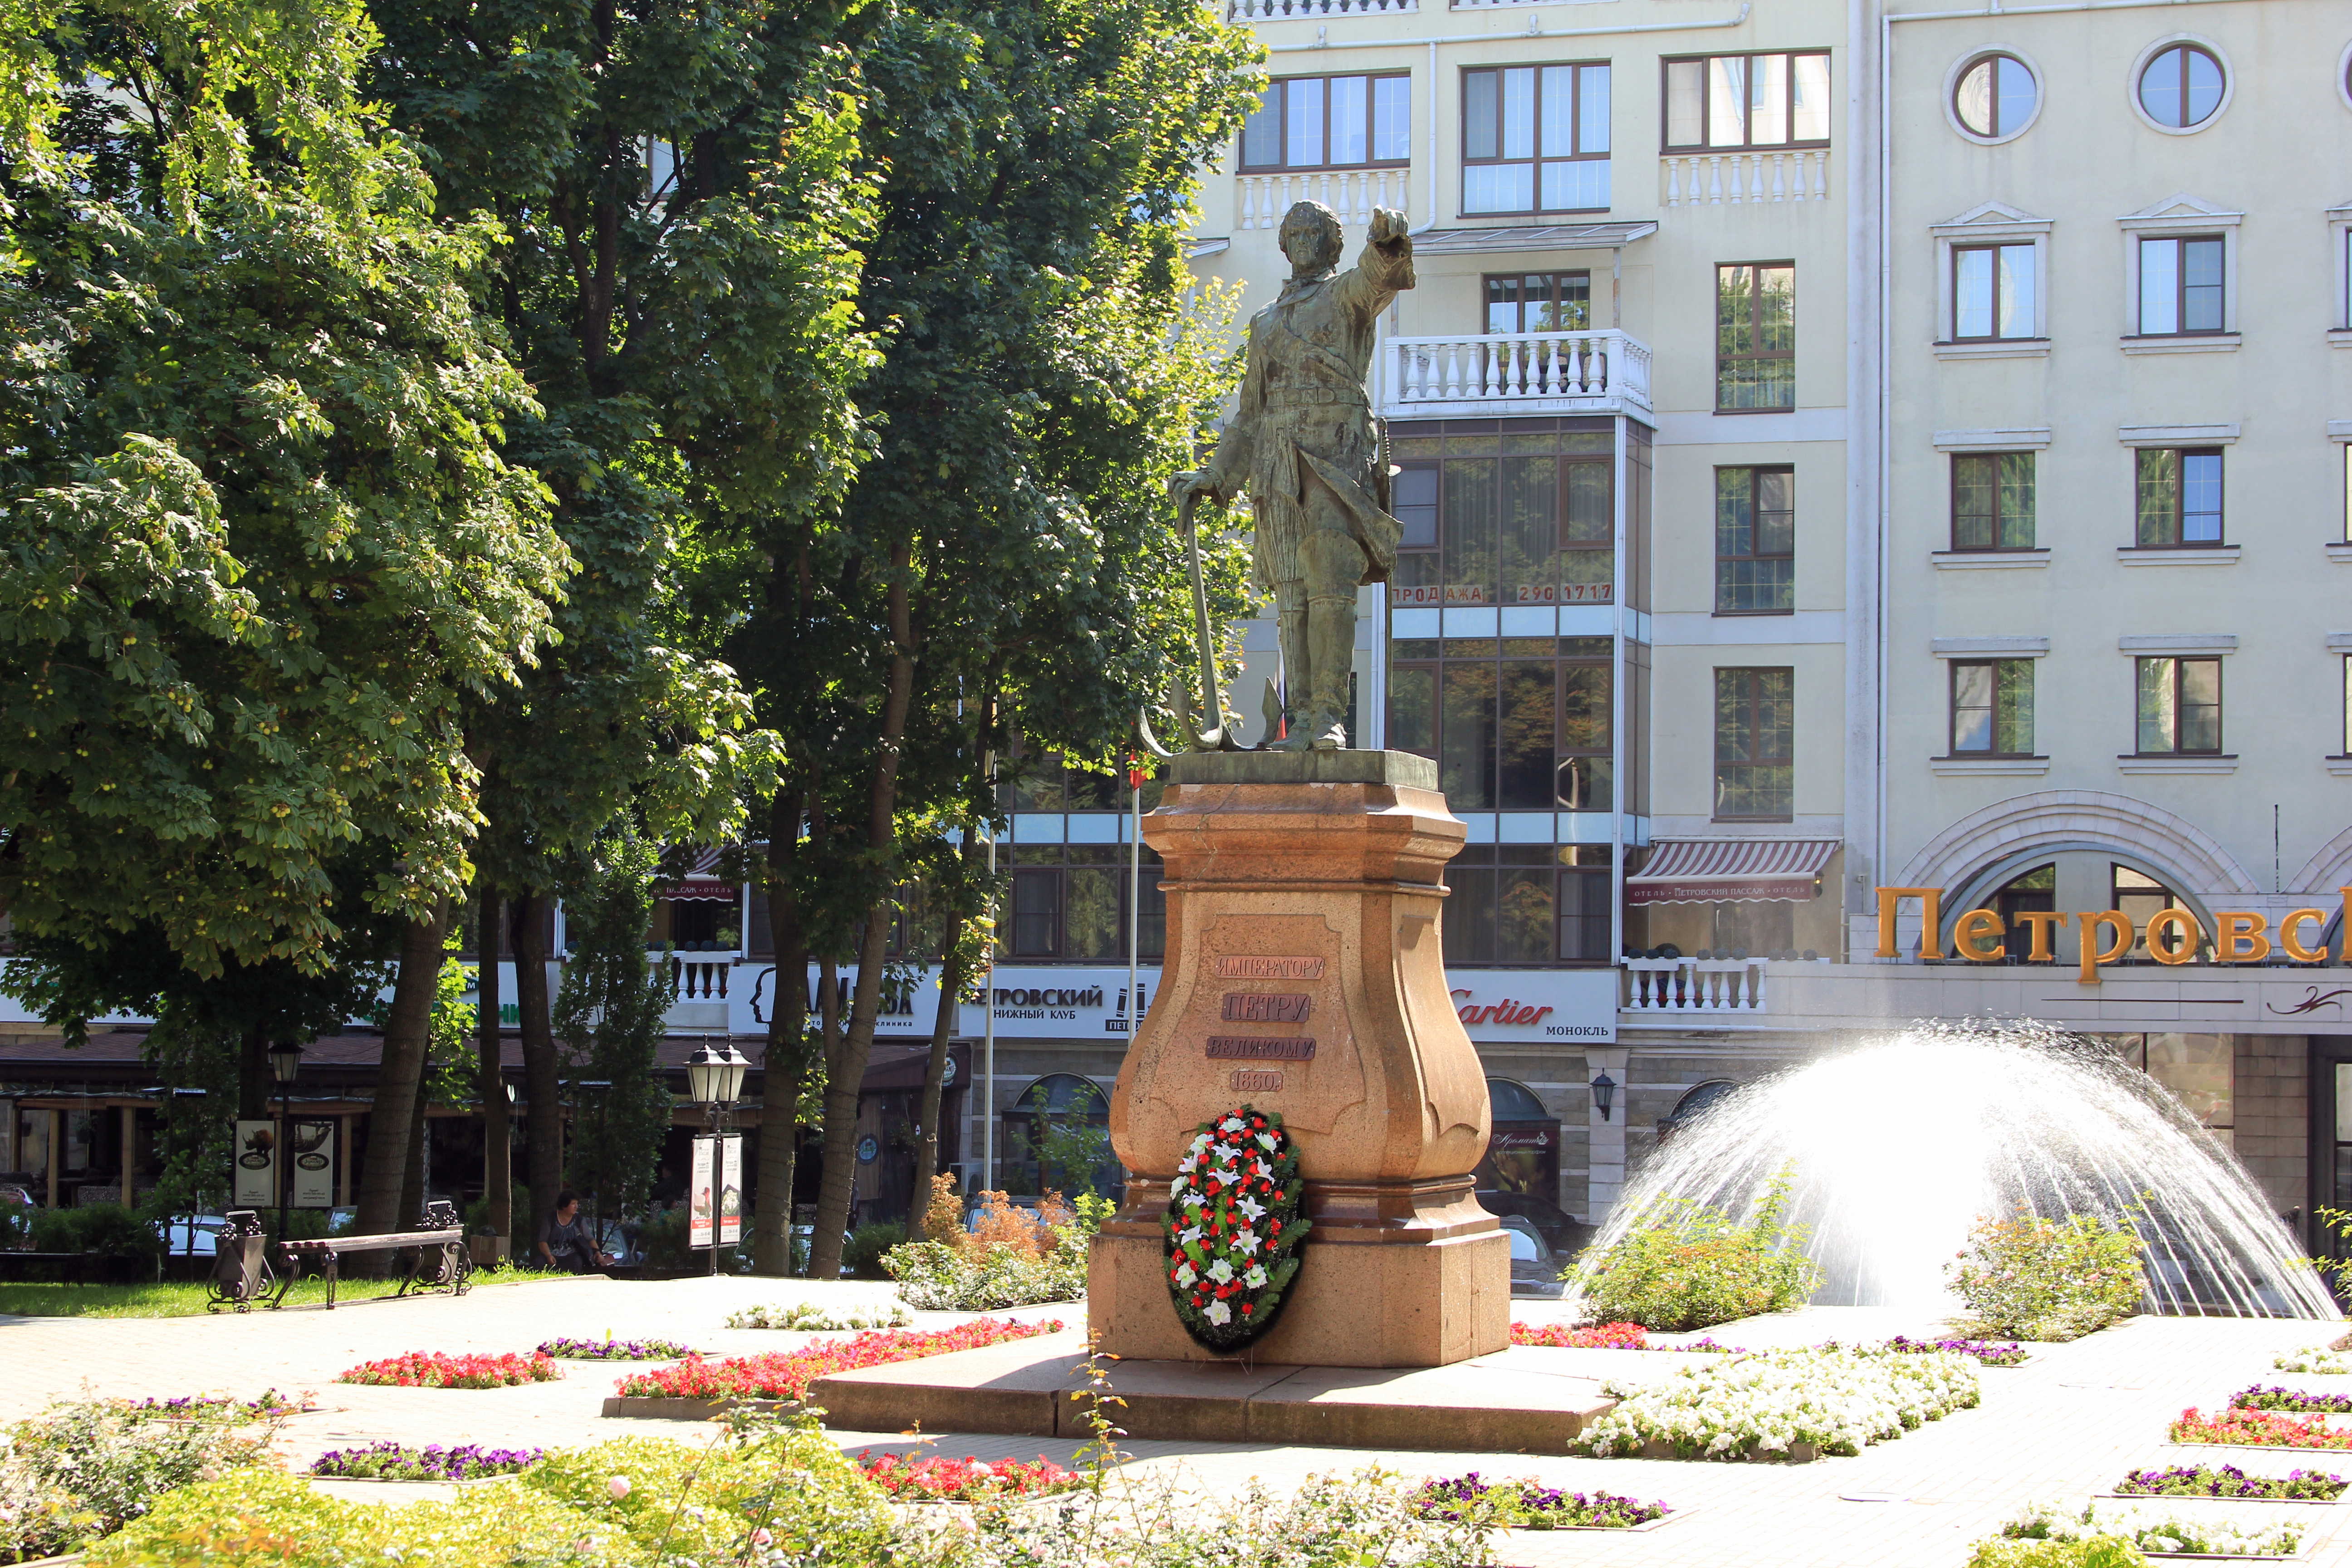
0, 1267, 576, 1318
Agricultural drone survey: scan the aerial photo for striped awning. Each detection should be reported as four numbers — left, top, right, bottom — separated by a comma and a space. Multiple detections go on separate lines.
660, 846, 739, 903
1625, 839, 1838, 906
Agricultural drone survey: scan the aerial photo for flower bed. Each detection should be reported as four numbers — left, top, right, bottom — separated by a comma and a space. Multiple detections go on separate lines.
1406, 1474, 1670, 1529
0, 1395, 284, 1560
309, 1442, 543, 1481
1578, 1346, 1980, 1460
338, 1352, 558, 1389
1947, 1214, 2143, 1342
726, 1302, 912, 1332
856, 1452, 1083, 1502
2231, 1385, 2352, 1413
1510, 1321, 1647, 1349
613, 1318, 1062, 1402
1886, 1336, 2027, 1367
2173, 1407, 2352, 1450
2114, 1464, 2344, 1500
2275, 1346, 2351, 1374
2005, 1501, 2302, 1558
538, 1336, 696, 1360
130, 1391, 309, 1417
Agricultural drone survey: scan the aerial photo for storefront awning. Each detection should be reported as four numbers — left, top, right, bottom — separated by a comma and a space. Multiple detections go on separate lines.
1410, 221, 1660, 256
1625, 838, 1838, 905
660, 846, 738, 902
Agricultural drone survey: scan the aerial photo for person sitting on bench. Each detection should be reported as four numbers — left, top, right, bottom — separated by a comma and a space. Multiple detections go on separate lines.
536, 1191, 614, 1274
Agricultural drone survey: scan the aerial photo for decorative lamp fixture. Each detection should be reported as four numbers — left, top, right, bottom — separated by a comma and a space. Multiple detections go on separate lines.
686, 1041, 750, 1106
1590, 1070, 1618, 1122
268, 1040, 304, 1084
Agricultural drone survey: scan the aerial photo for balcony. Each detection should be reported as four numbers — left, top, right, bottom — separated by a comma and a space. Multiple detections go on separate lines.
1226, 0, 1416, 16
1622, 956, 1768, 1016
1380, 328, 1651, 419
649, 950, 737, 1030
1236, 170, 1410, 231
1659, 149, 1832, 208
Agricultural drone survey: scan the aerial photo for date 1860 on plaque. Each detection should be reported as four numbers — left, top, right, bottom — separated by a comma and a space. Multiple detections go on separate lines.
1205, 955, 1324, 1093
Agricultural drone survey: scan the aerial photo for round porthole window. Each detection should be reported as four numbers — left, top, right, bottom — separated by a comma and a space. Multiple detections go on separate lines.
1954, 53, 2038, 140
2137, 43, 2225, 130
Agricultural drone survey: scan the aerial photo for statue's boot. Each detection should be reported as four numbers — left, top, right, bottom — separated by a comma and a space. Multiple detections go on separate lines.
1267, 602, 1313, 750
1299, 593, 1354, 750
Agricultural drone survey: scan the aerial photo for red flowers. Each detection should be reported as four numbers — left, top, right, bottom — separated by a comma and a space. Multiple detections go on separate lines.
2172, 1406, 2352, 1450
338, 1352, 557, 1389
1511, 1321, 1649, 1350
856, 1452, 1082, 1502
614, 1318, 1060, 1401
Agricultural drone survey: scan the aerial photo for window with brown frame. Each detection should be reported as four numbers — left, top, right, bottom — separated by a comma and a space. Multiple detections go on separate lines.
1461, 63, 1612, 216
1950, 451, 2036, 551
2135, 448, 2223, 547
2136, 235, 2225, 336
1716, 263, 1794, 411
1241, 73, 1411, 172
1714, 466, 1793, 614
2134, 656, 2222, 756
1663, 52, 1831, 151
1389, 635, 1614, 813
1953, 242, 2036, 340
1485, 271, 1591, 334
1714, 666, 1793, 819
1948, 659, 2034, 756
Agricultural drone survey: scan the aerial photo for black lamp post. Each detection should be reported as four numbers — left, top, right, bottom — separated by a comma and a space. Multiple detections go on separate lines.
268, 1040, 304, 1243
1589, 1070, 1617, 1123
685, 1040, 750, 1276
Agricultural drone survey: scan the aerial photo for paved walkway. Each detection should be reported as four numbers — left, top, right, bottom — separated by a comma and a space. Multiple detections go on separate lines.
4, 1279, 2347, 1567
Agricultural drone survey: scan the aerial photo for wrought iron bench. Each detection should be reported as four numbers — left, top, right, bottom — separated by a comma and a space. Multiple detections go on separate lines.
269, 1199, 472, 1309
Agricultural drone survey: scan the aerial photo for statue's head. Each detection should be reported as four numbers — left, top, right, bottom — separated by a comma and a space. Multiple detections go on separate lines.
1278, 201, 1344, 278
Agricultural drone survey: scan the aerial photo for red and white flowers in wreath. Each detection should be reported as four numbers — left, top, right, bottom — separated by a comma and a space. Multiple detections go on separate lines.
1163, 1105, 1308, 1351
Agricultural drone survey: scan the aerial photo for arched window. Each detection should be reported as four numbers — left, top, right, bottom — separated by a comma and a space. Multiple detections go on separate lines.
1477, 1078, 1567, 1250
2138, 44, 2225, 130
1953, 54, 2038, 140
1658, 1078, 1738, 1147
1000, 1074, 1118, 1203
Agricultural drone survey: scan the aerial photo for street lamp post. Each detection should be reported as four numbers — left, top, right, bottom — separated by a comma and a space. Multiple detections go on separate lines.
268, 1041, 304, 1244
685, 1041, 749, 1277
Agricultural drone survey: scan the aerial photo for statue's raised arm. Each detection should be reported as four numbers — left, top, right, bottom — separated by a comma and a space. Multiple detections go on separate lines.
1171, 201, 1416, 751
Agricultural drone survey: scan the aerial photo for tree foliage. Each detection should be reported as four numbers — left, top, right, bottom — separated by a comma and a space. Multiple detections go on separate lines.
551, 832, 674, 1225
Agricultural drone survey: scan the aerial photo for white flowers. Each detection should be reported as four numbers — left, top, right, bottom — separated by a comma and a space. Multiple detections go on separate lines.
1205, 1258, 1235, 1284
1178, 1225, 1202, 1245
1255, 1131, 1278, 1153
1174, 1261, 1196, 1286
1205, 1300, 1232, 1325
1219, 1116, 1245, 1132
1232, 1229, 1261, 1256
2275, 1345, 2351, 1373
1235, 1196, 1265, 1221
1244, 1264, 1269, 1288
1580, 1347, 1980, 1461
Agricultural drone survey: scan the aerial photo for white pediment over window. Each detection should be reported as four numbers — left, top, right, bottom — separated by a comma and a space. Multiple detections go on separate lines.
2117, 192, 2244, 229
1930, 200, 2051, 240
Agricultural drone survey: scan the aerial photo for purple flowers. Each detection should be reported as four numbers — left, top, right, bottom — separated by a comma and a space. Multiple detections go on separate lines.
2117, 1464, 2344, 1500
1407, 1474, 1671, 1529
130, 1390, 305, 1417
537, 1336, 696, 1361
2232, 1385, 2352, 1413
309, 1442, 544, 1481
1886, 1336, 2028, 1367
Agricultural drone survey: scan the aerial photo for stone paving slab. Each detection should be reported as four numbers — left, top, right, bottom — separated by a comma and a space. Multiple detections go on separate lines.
5, 1280, 2351, 1566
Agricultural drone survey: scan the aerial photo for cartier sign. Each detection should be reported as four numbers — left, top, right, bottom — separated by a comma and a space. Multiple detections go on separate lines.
1877, 886, 2352, 985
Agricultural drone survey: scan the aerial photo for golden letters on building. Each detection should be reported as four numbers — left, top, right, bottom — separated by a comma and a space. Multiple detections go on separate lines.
1875, 886, 2352, 985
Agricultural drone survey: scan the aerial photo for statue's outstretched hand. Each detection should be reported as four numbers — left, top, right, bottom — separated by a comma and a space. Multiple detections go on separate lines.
1368, 206, 1410, 247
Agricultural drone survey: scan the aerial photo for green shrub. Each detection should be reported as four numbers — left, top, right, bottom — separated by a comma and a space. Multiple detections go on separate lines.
842, 1220, 906, 1279
1567, 1169, 1820, 1332
28, 1204, 167, 1269
635, 1206, 745, 1273
461, 1182, 529, 1237
1968, 1538, 2147, 1568
0, 1396, 280, 1559
1947, 1213, 2144, 1340
884, 1194, 1106, 1310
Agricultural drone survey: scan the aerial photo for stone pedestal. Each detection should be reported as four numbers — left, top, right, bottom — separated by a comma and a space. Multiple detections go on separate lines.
1090, 750, 1510, 1368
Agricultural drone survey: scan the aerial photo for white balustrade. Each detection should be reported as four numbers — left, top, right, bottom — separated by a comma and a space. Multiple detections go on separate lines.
1622, 957, 1768, 1014
1382, 328, 1651, 416
1657, 149, 1832, 208
1227, 0, 1415, 16
1235, 169, 1409, 231
649, 951, 735, 1003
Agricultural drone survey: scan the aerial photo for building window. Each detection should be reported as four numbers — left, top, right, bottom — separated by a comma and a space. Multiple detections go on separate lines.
1001, 846, 1166, 961
1953, 243, 2036, 340
2136, 44, 2225, 131
1949, 659, 2034, 756
2135, 447, 2223, 547
1462, 64, 1611, 215
1714, 466, 1794, 614
1485, 271, 1591, 334
1716, 263, 1794, 411
1241, 74, 1411, 171
2137, 236, 2225, 335
1663, 52, 1832, 151
1950, 452, 2036, 551
1714, 667, 1793, 819
1386, 421, 1612, 609
2135, 656, 2222, 755
1442, 845, 1616, 966
2112, 866, 2192, 960
1390, 635, 1614, 812
1953, 53, 2038, 140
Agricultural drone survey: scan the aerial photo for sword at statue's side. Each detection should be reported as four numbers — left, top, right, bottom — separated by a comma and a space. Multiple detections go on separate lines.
1179, 489, 1227, 752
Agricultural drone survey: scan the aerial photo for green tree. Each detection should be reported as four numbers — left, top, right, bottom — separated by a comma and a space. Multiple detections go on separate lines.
743, 0, 1261, 1280
364, 0, 877, 1252
551, 833, 675, 1236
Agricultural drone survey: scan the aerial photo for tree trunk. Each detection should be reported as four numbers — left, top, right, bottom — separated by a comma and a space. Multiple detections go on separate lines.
475, 885, 511, 1250
513, 891, 560, 1258
355, 904, 451, 1251
750, 792, 813, 1276
236, 1024, 269, 1121
397, 1090, 428, 1231
907, 944, 966, 1242
807, 543, 917, 1282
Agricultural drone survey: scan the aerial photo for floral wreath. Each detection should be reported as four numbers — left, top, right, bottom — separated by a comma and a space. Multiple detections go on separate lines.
1163, 1105, 1308, 1351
